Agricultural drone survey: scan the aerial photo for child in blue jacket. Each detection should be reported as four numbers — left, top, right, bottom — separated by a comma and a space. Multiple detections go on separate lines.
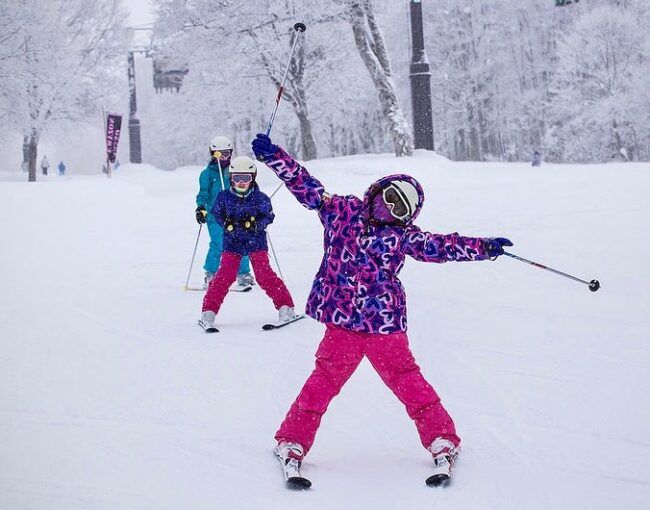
195, 136, 253, 288
199, 156, 296, 331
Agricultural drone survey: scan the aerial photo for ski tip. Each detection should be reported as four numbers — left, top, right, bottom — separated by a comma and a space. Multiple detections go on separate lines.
286, 476, 312, 490
425, 474, 450, 487
262, 324, 276, 331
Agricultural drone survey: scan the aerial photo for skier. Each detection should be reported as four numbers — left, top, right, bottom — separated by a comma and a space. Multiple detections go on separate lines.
195, 136, 254, 289
57, 161, 66, 176
252, 133, 513, 486
198, 156, 297, 332
40, 155, 50, 176
531, 150, 541, 167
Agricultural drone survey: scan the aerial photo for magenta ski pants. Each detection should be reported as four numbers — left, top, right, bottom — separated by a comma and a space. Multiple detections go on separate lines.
275, 324, 460, 456
202, 250, 294, 313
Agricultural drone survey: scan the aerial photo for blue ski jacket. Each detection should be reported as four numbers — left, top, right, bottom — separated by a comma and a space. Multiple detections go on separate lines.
211, 185, 274, 255
196, 161, 229, 220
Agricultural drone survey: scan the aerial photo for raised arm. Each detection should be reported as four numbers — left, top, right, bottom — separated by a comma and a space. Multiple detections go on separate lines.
252, 134, 327, 211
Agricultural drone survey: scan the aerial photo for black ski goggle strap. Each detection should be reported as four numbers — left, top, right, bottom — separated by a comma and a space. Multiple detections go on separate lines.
382, 185, 411, 220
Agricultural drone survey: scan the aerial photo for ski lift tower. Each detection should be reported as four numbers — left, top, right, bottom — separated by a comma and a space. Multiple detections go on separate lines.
127, 24, 154, 164
409, 0, 434, 150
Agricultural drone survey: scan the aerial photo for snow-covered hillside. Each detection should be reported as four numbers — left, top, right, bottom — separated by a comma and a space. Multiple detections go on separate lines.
1, 152, 649, 509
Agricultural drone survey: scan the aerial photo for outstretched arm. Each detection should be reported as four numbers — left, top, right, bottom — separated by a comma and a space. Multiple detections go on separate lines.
401, 226, 489, 263
252, 134, 327, 211
402, 227, 513, 263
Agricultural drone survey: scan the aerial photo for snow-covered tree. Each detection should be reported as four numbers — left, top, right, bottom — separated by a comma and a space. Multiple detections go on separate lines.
0, 0, 129, 181
345, 0, 413, 157
549, 5, 649, 161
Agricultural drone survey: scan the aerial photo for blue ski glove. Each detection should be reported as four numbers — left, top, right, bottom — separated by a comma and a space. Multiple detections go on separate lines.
252, 133, 278, 160
483, 237, 513, 258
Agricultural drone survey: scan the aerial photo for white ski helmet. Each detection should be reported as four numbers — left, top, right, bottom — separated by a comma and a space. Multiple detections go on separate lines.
383, 180, 419, 220
209, 135, 232, 152
229, 156, 257, 176
229, 156, 257, 193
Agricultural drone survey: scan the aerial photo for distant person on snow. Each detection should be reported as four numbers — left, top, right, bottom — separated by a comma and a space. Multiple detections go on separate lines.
58, 161, 66, 176
41, 155, 50, 176
532, 151, 541, 167
198, 156, 296, 331
252, 132, 513, 485
195, 136, 254, 289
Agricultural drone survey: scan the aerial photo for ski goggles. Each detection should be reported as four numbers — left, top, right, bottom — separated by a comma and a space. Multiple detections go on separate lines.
212, 149, 232, 159
382, 184, 411, 220
231, 173, 253, 184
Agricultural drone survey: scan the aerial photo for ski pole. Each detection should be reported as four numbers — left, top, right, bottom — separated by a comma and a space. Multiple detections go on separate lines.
269, 182, 283, 199
184, 223, 203, 290
266, 232, 285, 282
214, 152, 226, 190
502, 251, 600, 292
261, 22, 307, 142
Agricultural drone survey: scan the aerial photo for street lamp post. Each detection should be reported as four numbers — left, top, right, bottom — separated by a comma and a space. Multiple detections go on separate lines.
127, 50, 142, 164
409, 0, 434, 151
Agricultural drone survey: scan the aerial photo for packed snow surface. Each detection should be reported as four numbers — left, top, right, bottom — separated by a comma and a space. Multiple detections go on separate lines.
1, 152, 649, 509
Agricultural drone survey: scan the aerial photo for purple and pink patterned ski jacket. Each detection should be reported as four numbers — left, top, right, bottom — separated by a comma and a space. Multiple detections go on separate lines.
262, 147, 490, 335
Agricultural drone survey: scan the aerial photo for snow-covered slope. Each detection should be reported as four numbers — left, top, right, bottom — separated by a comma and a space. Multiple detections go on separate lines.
1, 153, 649, 509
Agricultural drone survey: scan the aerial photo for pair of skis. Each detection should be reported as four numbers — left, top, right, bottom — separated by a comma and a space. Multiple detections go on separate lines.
185, 284, 253, 293
198, 313, 305, 334
274, 453, 451, 490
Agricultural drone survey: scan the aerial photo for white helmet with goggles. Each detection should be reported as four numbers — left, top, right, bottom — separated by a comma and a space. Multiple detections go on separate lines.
229, 156, 257, 192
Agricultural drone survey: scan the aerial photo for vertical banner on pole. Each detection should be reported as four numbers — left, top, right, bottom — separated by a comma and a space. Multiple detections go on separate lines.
105, 113, 123, 178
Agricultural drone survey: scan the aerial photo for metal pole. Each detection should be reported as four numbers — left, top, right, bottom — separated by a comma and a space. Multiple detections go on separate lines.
184, 224, 204, 290
409, 0, 434, 150
503, 251, 600, 292
127, 51, 142, 163
266, 232, 285, 282
264, 22, 307, 137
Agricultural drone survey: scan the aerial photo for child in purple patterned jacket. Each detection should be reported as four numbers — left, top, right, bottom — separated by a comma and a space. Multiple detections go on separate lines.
252, 133, 512, 485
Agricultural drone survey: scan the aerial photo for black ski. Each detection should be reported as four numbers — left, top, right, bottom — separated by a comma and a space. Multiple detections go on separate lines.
262, 314, 306, 331
286, 475, 312, 490
425, 473, 450, 487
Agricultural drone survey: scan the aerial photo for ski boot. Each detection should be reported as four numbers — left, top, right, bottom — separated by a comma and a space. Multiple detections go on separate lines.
237, 272, 255, 287
198, 310, 218, 333
278, 305, 297, 323
274, 441, 311, 489
203, 271, 214, 290
426, 438, 459, 487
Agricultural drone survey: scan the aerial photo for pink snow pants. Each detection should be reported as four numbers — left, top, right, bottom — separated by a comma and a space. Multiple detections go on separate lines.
275, 324, 460, 456
202, 250, 294, 313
